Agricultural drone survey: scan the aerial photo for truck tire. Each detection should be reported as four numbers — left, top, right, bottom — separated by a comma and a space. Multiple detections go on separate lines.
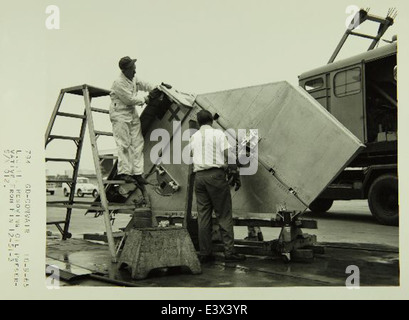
309, 199, 333, 213
368, 174, 398, 226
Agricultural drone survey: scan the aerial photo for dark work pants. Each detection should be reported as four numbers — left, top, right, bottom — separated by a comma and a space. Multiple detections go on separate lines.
195, 168, 234, 256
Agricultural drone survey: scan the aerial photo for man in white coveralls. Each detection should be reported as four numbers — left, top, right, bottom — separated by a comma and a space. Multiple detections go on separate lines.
109, 56, 155, 185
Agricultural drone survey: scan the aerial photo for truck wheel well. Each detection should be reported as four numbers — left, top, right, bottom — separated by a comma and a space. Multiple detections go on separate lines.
364, 168, 397, 197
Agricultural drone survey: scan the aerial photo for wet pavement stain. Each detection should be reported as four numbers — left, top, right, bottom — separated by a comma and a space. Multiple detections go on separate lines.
46, 239, 399, 287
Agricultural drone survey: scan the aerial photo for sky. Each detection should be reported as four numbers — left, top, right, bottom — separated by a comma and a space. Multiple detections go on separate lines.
0, 0, 406, 176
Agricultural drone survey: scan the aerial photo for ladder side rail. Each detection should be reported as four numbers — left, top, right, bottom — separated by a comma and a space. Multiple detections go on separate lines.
328, 32, 351, 64
62, 108, 88, 240
45, 91, 65, 146
368, 18, 394, 50
328, 10, 368, 64
83, 86, 118, 262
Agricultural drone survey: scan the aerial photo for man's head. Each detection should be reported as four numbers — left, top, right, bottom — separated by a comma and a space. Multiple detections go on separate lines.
119, 56, 137, 80
196, 110, 213, 126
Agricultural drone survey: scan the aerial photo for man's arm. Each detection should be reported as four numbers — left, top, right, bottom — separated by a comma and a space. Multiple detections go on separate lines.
135, 78, 156, 92
112, 80, 146, 106
222, 134, 241, 191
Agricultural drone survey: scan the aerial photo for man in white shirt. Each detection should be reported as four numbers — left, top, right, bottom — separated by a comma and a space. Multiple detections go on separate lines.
189, 110, 245, 263
109, 56, 155, 185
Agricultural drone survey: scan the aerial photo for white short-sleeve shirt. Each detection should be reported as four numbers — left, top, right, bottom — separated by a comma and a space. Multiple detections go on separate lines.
189, 124, 231, 172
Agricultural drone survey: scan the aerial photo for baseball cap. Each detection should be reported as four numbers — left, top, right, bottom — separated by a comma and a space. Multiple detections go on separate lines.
119, 56, 137, 70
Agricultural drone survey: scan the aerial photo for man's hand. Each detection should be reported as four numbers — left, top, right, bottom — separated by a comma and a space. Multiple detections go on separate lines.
161, 82, 172, 89
226, 164, 241, 191
144, 95, 150, 105
234, 174, 241, 191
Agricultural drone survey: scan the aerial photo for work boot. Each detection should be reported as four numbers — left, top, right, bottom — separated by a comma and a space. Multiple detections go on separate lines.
133, 174, 148, 185
117, 174, 136, 183
224, 253, 246, 262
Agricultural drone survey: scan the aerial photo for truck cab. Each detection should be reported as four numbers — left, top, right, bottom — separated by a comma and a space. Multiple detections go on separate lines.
298, 10, 398, 225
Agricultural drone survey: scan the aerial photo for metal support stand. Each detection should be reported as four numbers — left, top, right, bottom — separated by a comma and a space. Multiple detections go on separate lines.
274, 211, 318, 262
166, 210, 322, 263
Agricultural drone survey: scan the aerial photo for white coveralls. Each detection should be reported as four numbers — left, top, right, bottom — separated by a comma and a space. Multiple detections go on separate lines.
109, 73, 154, 176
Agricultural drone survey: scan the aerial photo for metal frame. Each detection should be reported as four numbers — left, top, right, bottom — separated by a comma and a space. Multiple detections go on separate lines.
328, 8, 396, 64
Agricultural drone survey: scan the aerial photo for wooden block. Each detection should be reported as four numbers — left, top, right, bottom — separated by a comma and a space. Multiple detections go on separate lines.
118, 227, 201, 280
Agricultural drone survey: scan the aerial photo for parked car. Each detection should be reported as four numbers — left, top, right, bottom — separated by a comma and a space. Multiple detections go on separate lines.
46, 182, 56, 195
63, 177, 99, 198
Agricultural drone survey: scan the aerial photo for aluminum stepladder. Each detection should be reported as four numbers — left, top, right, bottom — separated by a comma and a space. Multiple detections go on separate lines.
45, 84, 138, 262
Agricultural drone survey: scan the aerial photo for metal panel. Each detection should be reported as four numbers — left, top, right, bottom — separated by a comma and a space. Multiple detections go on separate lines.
196, 82, 364, 215
133, 102, 195, 215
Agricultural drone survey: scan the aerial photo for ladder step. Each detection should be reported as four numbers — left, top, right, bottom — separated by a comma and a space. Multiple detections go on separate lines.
46, 179, 73, 184
349, 31, 378, 41
91, 107, 110, 114
99, 155, 118, 160
94, 130, 113, 137
47, 202, 93, 210
366, 15, 389, 24
47, 201, 71, 204
47, 221, 66, 225
49, 135, 81, 142
46, 158, 78, 163
103, 180, 127, 185
57, 112, 86, 119
47, 201, 140, 211
87, 206, 152, 213
62, 84, 111, 98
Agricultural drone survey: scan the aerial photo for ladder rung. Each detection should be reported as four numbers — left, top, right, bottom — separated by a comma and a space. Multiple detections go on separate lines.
103, 180, 127, 185
47, 221, 66, 225
349, 31, 378, 41
46, 158, 78, 163
99, 155, 118, 160
49, 135, 81, 142
366, 15, 389, 24
47, 201, 139, 211
109, 203, 143, 210
87, 205, 151, 212
94, 130, 113, 137
46, 179, 73, 184
47, 202, 96, 210
91, 107, 110, 114
47, 201, 70, 204
57, 112, 86, 119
